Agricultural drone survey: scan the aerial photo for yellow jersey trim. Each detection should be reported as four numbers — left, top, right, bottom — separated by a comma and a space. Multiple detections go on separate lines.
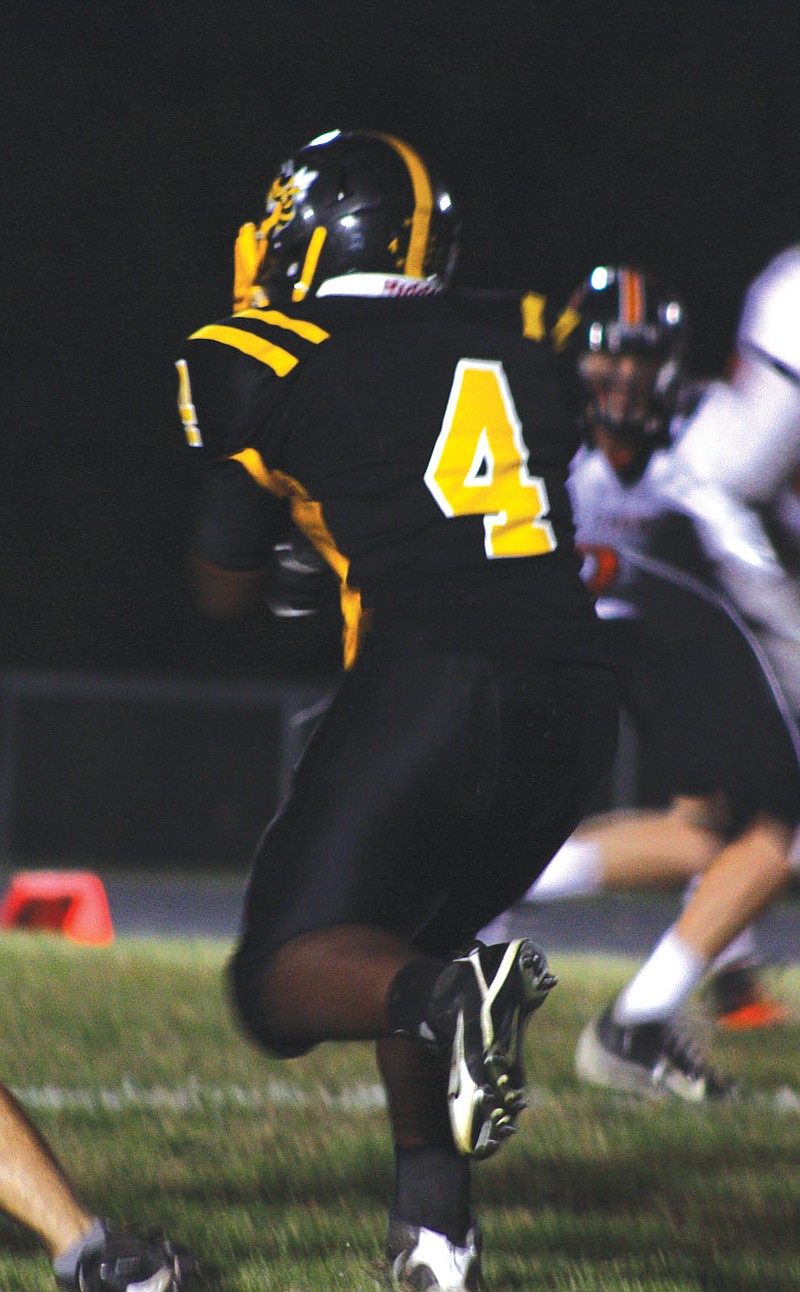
229, 449, 368, 669
521, 292, 547, 341
175, 359, 203, 447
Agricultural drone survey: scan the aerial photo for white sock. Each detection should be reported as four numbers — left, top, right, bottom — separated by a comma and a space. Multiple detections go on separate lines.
710, 924, 759, 973
53, 1217, 106, 1281
680, 875, 701, 906
613, 929, 708, 1025
526, 837, 604, 903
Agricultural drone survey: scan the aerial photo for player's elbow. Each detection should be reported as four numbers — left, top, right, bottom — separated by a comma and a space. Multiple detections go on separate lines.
188, 554, 265, 618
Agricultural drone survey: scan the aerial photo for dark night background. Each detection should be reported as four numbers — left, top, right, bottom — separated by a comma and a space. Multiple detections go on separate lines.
3, 1, 799, 682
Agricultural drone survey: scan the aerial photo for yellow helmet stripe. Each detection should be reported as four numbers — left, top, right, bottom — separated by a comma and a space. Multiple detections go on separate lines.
188, 324, 298, 376
378, 133, 433, 278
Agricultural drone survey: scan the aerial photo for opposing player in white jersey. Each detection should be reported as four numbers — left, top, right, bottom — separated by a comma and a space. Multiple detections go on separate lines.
548, 266, 790, 1030
664, 244, 800, 710
484, 263, 800, 1093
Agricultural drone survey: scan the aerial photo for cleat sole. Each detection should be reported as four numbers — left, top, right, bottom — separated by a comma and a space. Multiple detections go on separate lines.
448, 940, 556, 1158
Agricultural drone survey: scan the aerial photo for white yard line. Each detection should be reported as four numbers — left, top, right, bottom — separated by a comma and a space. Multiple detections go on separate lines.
11, 1077, 389, 1114
12, 1079, 799, 1114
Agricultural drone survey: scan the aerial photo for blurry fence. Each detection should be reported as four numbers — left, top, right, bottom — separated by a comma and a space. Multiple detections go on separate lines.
0, 670, 641, 869
0, 671, 334, 867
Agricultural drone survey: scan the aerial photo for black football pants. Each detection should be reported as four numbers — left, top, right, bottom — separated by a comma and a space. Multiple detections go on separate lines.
231, 641, 619, 1022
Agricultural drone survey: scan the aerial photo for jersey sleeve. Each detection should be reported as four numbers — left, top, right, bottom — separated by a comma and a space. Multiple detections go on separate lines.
175, 307, 330, 459
192, 458, 289, 571
176, 333, 287, 459
660, 455, 800, 709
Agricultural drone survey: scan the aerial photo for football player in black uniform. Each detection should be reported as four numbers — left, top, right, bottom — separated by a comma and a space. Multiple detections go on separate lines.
176, 129, 618, 1290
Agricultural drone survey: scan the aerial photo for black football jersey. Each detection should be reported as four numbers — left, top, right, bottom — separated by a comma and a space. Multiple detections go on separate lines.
176, 289, 606, 668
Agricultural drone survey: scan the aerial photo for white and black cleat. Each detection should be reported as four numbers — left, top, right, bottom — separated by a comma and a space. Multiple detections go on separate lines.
575, 1004, 740, 1102
386, 1218, 485, 1291
431, 939, 557, 1157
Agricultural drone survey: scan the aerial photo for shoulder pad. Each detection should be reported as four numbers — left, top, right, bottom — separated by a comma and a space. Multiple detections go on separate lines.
189, 308, 330, 375
175, 309, 330, 457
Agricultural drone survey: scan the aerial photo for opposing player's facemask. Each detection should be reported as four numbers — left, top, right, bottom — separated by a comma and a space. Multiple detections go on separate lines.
569, 265, 687, 477
578, 349, 675, 480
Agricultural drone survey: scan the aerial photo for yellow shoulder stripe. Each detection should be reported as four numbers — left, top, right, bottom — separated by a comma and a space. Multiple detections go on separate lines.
232, 309, 330, 344
188, 324, 298, 376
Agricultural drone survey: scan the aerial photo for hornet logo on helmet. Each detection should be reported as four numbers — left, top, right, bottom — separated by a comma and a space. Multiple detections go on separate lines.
265, 164, 319, 235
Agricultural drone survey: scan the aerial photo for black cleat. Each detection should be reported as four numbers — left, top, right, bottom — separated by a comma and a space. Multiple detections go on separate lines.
706, 961, 789, 1031
429, 940, 557, 1157
575, 1004, 740, 1102
61, 1231, 202, 1292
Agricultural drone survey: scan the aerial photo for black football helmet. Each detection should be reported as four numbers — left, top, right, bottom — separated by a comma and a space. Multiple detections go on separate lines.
569, 264, 688, 444
233, 129, 461, 310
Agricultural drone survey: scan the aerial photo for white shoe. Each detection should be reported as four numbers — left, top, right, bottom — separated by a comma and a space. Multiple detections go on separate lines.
386, 1219, 485, 1290
575, 1004, 740, 1101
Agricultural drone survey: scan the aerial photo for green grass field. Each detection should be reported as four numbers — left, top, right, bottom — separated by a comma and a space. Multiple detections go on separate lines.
0, 933, 798, 1291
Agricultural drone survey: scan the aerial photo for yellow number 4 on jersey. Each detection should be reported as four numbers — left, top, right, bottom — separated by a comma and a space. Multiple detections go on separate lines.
424, 359, 557, 558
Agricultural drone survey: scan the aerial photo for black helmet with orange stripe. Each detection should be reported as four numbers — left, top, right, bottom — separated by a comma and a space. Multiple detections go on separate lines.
233, 129, 461, 311
568, 265, 688, 463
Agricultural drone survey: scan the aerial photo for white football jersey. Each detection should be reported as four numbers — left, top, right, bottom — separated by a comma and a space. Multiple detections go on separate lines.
569, 442, 677, 619
671, 245, 800, 504
661, 245, 800, 708
775, 475, 800, 549
570, 444, 676, 548
739, 243, 800, 378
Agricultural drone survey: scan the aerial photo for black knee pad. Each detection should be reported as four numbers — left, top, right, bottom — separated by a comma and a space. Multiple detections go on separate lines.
227, 952, 315, 1059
